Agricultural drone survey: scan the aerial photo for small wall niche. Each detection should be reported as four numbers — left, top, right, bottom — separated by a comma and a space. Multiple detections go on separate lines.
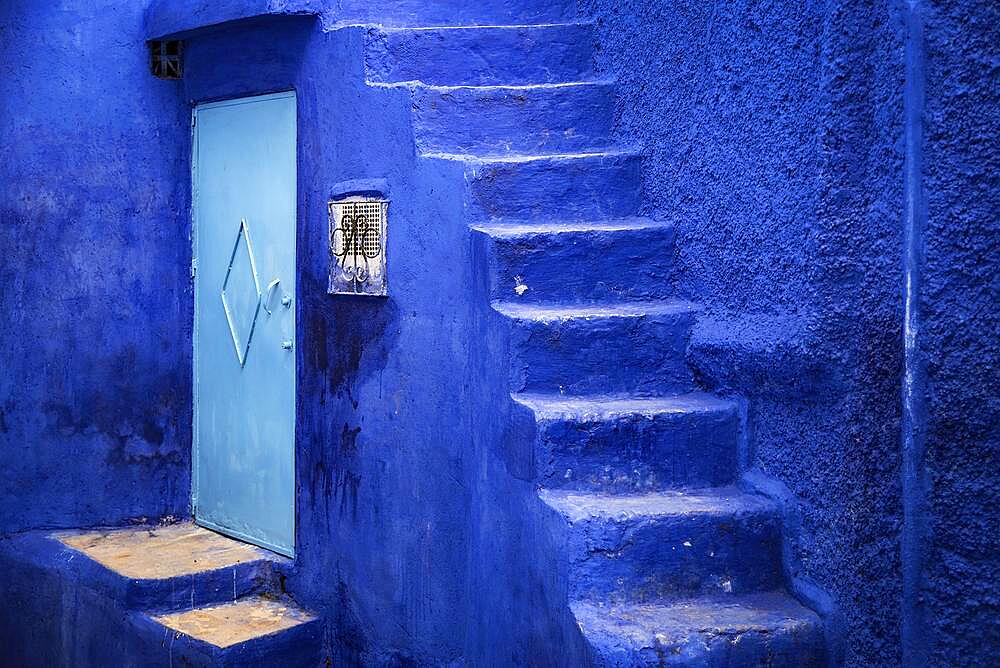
149, 40, 183, 79
328, 181, 389, 297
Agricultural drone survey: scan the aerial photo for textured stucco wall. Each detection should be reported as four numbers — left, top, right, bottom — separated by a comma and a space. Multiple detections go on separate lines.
0, 5, 587, 661
1, 2, 590, 664
581, 0, 906, 664
920, 0, 1000, 664
175, 16, 588, 665
0, 1, 192, 534
1, 1, 996, 665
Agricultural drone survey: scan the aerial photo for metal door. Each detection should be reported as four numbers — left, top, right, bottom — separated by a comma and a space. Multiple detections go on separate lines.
192, 92, 296, 557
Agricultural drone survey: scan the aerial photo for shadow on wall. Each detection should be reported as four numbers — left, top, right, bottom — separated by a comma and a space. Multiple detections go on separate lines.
0, 0, 193, 535
583, 0, 906, 665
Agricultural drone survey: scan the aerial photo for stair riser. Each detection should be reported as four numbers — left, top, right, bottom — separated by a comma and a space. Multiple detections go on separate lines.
367, 24, 596, 86
17, 533, 281, 614
465, 155, 642, 220
535, 408, 739, 492
414, 84, 613, 155
503, 312, 696, 395
354, 1, 579, 32
476, 225, 677, 303
582, 620, 827, 668
130, 610, 324, 667
687, 630, 827, 668
119, 561, 276, 613
559, 511, 784, 602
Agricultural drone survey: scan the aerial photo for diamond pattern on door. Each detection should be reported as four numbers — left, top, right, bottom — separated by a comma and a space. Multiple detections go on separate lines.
220, 218, 262, 367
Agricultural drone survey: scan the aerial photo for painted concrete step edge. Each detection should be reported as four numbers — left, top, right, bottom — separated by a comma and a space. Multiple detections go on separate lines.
513, 392, 739, 490
345, 0, 580, 31
408, 81, 615, 155
495, 300, 698, 395
572, 592, 827, 667
132, 595, 322, 667
424, 151, 642, 220
472, 218, 678, 303
541, 488, 783, 601
365, 23, 597, 86
49, 523, 284, 612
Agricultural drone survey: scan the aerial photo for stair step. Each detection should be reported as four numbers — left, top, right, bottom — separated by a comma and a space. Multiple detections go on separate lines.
428, 152, 642, 220
0, 528, 320, 666
346, 1, 578, 28
514, 393, 739, 490
366, 23, 597, 85
55, 522, 282, 612
472, 218, 677, 303
572, 593, 827, 667
137, 596, 321, 666
495, 300, 697, 395
541, 488, 783, 601
410, 82, 614, 155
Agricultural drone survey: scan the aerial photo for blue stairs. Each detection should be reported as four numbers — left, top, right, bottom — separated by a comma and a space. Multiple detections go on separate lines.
370, 16, 827, 668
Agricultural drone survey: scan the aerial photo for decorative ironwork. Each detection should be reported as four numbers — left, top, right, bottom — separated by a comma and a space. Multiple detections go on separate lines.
328, 198, 388, 296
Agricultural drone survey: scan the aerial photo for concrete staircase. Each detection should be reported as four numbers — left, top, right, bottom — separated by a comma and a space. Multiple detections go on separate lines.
0, 523, 320, 667
367, 18, 828, 668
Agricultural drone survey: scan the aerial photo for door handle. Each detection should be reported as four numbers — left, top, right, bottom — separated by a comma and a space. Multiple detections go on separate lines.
263, 278, 281, 316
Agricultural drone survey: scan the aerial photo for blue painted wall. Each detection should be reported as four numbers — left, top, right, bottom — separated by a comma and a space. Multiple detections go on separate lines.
0, 0, 192, 534
583, 0, 997, 666
918, 1, 999, 664
582, 1, 904, 663
165, 14, 589, 665
1, 1, 996, 666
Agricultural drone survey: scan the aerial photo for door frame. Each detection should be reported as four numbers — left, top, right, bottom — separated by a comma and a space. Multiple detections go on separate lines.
190, 90, 298, 557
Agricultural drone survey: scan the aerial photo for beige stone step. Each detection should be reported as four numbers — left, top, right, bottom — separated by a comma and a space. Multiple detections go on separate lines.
55, 521, 274, 579
152, 596, 316, 648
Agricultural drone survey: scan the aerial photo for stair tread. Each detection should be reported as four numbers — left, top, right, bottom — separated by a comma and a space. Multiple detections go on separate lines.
378, 22, 594, 32
572, 592, 821, 643
379, 80, 614, 92
540, 487, 776, 522
425, 150, 636, 163
152, 596, 316, 649
513, 392, 735, 418
494, 299, 699, 321
55, 522, 276, 580
341, 0, 579, 27
472, 217, 672, 236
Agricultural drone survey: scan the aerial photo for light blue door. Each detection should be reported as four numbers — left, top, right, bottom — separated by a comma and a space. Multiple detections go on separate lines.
192, 92, 296, 557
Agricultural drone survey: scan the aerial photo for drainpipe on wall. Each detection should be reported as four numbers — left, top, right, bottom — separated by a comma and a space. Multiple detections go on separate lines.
900, 1, 929, 666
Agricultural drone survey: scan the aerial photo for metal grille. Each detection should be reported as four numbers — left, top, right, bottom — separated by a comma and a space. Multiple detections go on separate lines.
328, 198, 388, 296
150, 40, 182, 79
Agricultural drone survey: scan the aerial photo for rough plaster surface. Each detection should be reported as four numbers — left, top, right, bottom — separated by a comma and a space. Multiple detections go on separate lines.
0, 0, 191, 534
921, 0, 1000, 664
572, 593, 826, 667
152, 597, 316, 648
581, 0, 906, 664
0, 0, 996, 665
56, 522, 271, 579
176, 16, 589, 665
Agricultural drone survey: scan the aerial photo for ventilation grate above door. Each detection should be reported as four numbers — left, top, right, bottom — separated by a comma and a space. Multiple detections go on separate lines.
150, 40, 182, 79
